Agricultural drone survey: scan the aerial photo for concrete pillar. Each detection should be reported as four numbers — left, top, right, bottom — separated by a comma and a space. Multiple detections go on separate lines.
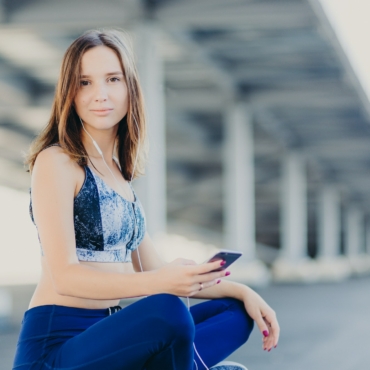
280, 152, 307, 261
133, 23, 166, 237
0, 4, 4, 23
366, 221, 370, 255
344, 206, 370, 274
365, 221, 370, 271
317, 186, 341, 258
273, 152, 323, 282
344, 206, 364, 257
316, 186, 351, 281
223, 102, 270, 286
223, 102, 255, 260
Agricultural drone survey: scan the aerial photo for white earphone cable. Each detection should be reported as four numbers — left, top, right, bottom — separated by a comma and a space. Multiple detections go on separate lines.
187, 297, 210, 370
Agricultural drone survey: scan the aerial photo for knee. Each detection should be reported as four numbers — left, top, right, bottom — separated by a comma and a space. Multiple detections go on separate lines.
145, 294, 195, 342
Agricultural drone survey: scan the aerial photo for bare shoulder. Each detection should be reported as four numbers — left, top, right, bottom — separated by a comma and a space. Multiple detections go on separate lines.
32, 145, 80, 194
34, 145, 75, 170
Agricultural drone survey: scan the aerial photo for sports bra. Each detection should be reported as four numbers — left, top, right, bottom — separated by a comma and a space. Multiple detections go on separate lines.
29, 145, 146, 263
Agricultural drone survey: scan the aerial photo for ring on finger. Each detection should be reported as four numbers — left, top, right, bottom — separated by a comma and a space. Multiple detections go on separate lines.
199, 283, 204, 291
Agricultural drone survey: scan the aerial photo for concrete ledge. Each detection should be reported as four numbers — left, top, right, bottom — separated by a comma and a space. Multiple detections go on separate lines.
272, 255, 370, 283
152, 232, 219, 264
0, 285, 35, 325
348, 254, 370, 275
227, 259, 271, 287
315, 256, 352, 282
272, 257, 321, 283
0, 288, 12, 329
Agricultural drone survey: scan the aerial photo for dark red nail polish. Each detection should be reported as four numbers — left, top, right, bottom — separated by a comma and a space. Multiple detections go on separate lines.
217, 279, 221, 284
264, 348, 266, 351
268, 349, 271, 352
220, 260, 226, 266
274, 345, 277, 348
225, 271, 231, 276
263, 330, 269, 337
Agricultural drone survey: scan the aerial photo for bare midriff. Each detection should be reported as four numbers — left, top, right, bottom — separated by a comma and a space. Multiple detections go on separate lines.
28, 257, 135, 310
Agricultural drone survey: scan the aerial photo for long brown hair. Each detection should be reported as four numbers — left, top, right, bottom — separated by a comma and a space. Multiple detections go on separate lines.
26, 28, 147, 180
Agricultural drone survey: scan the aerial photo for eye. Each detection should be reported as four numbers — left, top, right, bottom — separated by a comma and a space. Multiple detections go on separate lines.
80, 80, 90, 86
109, 77, 120, 82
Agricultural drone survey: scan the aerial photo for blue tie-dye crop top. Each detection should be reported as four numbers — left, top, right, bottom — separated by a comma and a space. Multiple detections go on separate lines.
29, 154, 146, 263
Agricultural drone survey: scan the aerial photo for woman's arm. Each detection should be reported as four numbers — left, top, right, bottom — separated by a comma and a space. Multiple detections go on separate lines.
131, 231, 279, 350
131, 232, 166, 272
193, 279, 280, 351
32, 148, 226, 299
31, 147, 155, 299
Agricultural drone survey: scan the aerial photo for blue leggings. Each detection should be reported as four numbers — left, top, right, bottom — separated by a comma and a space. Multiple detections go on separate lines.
13, 294, 254, 370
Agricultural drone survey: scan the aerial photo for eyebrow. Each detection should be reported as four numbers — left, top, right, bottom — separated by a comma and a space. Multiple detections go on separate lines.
80, 71, 124, 78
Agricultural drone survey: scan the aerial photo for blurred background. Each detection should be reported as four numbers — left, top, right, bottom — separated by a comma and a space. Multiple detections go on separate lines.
1, 0, 370, 369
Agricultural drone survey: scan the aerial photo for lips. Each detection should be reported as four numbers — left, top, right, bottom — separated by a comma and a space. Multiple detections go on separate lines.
90, 108, 113, 116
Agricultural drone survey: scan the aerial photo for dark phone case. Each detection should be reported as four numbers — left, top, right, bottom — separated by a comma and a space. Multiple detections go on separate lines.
208, 252, 242, 272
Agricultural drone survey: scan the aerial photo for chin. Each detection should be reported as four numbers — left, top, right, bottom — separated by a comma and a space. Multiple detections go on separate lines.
87, 117, 120, 131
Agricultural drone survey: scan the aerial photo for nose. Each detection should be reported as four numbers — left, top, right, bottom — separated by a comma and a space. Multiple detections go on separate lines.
94, 82, 108, 102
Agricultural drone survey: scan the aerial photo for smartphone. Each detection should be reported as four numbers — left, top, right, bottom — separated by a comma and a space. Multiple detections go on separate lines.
203, 249, 243, 272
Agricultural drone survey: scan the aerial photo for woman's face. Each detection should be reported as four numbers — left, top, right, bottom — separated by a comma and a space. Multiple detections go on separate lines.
74, 45, 128, 133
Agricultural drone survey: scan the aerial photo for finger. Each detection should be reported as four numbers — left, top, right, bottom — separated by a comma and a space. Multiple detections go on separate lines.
254, 312, 270, 340
196, 260, 226, 274
264, 313, 279, 337
201, 279, 221, 290
263, 335, 275, 352
188, 283, 207, 297
263, 336, 274, 350
194, 269, 230, 284
190, 279, 220, 295
266, 316, 280, 347
263, 336, 275, 351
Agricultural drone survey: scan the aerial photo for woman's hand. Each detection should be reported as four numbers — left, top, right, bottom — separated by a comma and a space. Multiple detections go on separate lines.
154, 258, 228, 297
242, 287, 280, 352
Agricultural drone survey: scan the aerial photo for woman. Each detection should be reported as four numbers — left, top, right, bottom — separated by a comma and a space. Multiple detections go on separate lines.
12, 29, 279, 370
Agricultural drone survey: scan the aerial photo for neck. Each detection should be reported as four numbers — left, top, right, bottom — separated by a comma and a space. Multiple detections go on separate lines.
81, 125, 117, 162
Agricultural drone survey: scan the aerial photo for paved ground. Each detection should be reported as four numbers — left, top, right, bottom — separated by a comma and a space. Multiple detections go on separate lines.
1, 275, 370, 370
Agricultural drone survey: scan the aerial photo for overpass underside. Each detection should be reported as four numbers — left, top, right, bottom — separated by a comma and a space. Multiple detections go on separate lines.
0, 0, 370, 283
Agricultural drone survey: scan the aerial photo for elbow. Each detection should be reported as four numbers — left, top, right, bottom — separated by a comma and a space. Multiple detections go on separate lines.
52, 264, 76, 296
54, 281, 69, 296
53, 275, 68, 296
